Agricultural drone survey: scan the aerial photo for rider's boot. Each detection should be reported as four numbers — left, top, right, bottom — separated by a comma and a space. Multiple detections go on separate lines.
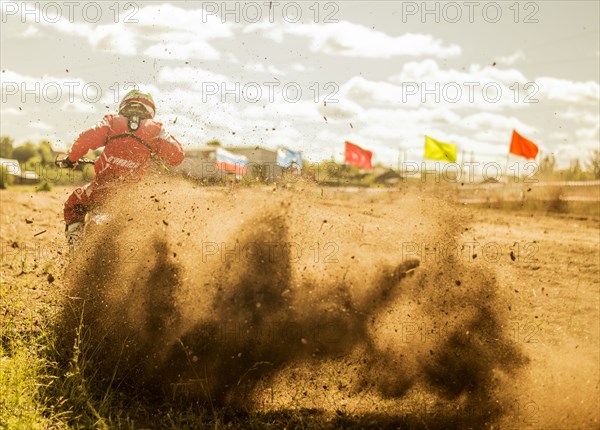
65, 222, 84, 246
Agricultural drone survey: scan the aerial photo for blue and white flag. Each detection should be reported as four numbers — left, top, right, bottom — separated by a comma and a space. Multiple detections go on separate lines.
216, 148, 248, 175
276, 147, 303, 169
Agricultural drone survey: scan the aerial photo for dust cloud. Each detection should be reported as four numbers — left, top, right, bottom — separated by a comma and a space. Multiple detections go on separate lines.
57, 175, 526, 426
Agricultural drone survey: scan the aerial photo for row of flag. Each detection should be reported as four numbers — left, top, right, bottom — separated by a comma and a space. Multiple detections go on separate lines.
215, 129, 540, 175
215, 146, 303, 175
345, 130, 540, 170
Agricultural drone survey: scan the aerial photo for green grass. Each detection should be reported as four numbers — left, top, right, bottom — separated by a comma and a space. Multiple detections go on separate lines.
0, 279, 370, 429
1, 264, 526, 429
0, 277, 148, 429
0, 280, 64, 429
0, 292, 413, 429
0, 336, 59, 429
36, 182, 54, 192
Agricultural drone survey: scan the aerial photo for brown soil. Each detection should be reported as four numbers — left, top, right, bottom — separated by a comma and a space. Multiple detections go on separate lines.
1, 179, 598, 429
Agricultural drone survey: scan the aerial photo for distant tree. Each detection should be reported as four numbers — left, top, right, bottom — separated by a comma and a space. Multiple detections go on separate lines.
569, 159, 583, 178
585, 149, 600, 179
25, 154, 42, 171
0, 165, 14, 189
538, 154, 556, 177
12, 142, 38, 163
206, 140, 221, 147
557, 158, 590, 181
0, 136, 14, 158
38, 140, 55, 165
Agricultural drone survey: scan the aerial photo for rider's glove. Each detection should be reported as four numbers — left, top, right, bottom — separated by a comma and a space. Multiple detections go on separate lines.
62, 157, 76, 169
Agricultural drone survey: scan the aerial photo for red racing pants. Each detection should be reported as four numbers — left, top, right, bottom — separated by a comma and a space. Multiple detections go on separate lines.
63, 181, 110, 225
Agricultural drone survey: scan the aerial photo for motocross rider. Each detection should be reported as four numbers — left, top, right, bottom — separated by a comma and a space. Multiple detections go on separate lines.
61, 89, 185, 242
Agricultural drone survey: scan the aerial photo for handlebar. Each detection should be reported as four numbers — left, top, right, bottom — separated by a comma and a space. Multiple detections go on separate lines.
77, 158, 96, 165
55, 154, 96, 168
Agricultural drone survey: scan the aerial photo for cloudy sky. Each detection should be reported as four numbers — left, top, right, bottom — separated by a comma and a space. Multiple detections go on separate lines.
1, 1, 598, 167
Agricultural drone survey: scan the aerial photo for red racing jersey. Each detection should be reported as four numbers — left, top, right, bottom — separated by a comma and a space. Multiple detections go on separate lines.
67, 114, 185, 183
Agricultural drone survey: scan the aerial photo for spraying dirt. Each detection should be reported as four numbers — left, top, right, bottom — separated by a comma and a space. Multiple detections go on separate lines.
56, 175, 528, 427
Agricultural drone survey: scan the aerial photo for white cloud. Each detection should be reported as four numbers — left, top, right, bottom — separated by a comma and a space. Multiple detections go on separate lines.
21, 25, 40, 38
37, 3, 233, 60
461, 112, 536, 134
552, 144, 591, 168
363, 107, 460, 126
14, 132, 55, 145
575, 124, 599, 140
158, 66, 231, 87
243, 99, 321, 122
1, 69, 95, 105
357, 124, 420, 142
387, 59, 600, 108
226, 52, 240, 64
548, 131, 570, 141
387, 59, 529, 109
306, 23, 461, 59
0, 107, 24, 116
341, 74, 516, 110
61, 99, 97, 113
29, 121, 52, 130
559, 108, 599, 124
318, 98, 364, 120
497, 50, 526, 66
243, 63, 285, 76
143, 41, 220, 61
340, 76, 404, 106
536, 77, 600, 104
390, 59, 529, 86
258, 120, 303, 149
332, 107, 461, 144
246, 20, 461, 59
290, 63, 315, 72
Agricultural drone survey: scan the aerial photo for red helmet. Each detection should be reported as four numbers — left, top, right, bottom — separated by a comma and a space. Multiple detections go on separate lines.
119, 89, 156, 119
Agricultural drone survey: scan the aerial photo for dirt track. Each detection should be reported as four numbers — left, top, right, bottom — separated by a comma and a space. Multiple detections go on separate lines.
1, 182, 598, 429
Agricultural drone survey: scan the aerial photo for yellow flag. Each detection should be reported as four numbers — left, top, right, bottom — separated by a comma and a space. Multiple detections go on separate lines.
424, 135, 457, 162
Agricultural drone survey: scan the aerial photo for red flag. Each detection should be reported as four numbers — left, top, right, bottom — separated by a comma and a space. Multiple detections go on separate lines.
510, 130, 539, 160
345, 141, 373, 169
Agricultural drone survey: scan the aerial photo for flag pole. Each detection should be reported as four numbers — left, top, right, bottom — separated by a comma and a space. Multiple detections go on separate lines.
505, 130, 513, 182
469, 150, 475, 183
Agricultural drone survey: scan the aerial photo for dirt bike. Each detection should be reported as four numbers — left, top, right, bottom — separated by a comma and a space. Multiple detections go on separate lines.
55, 154, 110, 244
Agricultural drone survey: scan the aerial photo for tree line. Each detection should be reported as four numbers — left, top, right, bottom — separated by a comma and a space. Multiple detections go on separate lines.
0, 136, 57, 166
0, 136, 98, 189
1, 135, 599, 185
